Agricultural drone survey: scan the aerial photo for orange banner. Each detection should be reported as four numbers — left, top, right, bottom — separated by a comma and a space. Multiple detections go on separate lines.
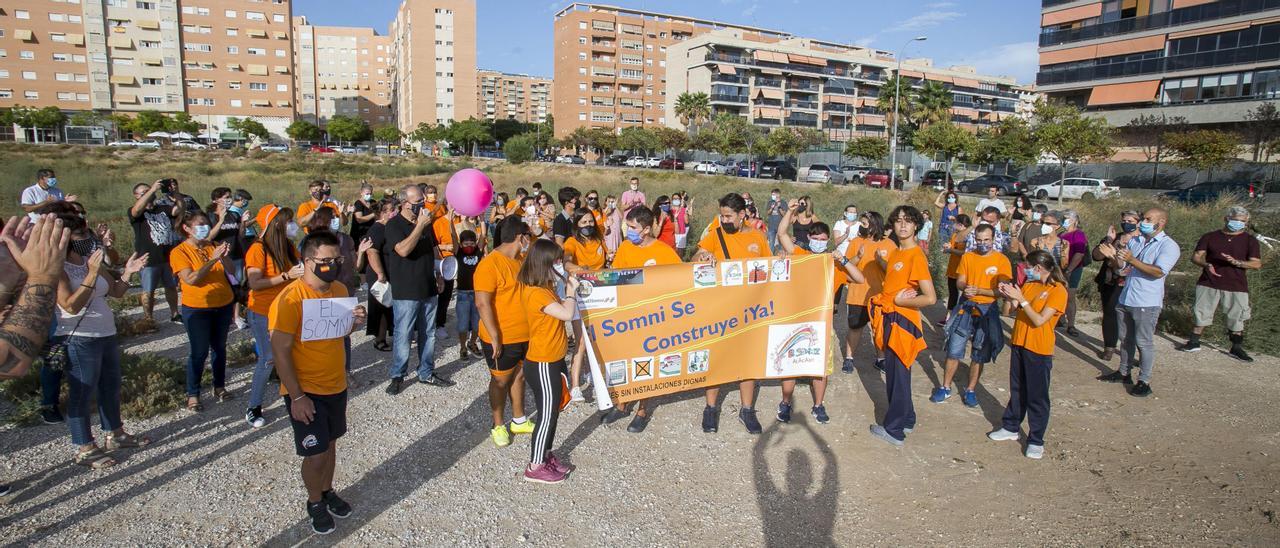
579, 253, 836, 406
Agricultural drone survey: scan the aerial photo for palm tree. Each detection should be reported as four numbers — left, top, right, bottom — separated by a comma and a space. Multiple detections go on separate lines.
913, 81, 953, 128
674, 92, 711, 134
876, 75, 914, 136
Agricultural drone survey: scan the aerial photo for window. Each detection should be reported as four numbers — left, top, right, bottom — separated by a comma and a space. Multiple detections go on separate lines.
50, 33, 67, 43
246, 12, 265, 21
114, 58, 133, 66
143, 96, 164, 104
225, 10, 237, 18
249, 82, 267, 90
275, 49, 286, 57
247, 47, 265, 55
140, 40, 161, 49
21, 51, 35, 60
0, 90, 12, 99
16, 10, 31, 20
136, 1, 157, 8
227, 28, 239, 36
184, 43, 212, 53
25, 91, 39, 100
227, 46, 238, 54
50, 13, 68, 23
21, 71, 36, 80
273, 14, 285, 23
276, 84, 287, 92
0, 70, 6, 79
142, 77, 162, 85
55, 72, 72, 81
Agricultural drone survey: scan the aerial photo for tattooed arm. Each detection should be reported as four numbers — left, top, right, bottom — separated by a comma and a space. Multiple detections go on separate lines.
0, 215, 71, 379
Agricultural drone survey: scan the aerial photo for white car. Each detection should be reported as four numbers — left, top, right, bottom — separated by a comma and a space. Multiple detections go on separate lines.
260, 143, 289, 152
136, 140, 161, 149
804, 164, 847, 185
694, 160, 734, 174
840, 165, 872, 181
622, 156, 642, 167
1030, 177, 1121, 201
107, 140, 138, 147
173, 140, 208, 150
645, 157, 662, 168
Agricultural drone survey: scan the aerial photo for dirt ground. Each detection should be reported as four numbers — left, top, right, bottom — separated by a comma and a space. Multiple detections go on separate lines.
1, 302, 1278, 546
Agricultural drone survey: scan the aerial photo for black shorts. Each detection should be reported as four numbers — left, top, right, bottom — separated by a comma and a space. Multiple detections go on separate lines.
481, 341, 528, 376
283, 391, 348, 457
847, 305, 871, 329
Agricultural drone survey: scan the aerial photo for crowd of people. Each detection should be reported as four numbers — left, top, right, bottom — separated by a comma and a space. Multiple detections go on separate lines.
1, 170, 1265, 535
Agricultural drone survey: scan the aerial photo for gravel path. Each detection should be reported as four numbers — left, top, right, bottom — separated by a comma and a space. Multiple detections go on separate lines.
1, 300, 1278, 546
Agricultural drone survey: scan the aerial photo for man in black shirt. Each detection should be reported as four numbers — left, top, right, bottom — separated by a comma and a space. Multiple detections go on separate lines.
382, 184, 453, 395
129, 180, 185, 323
552, 186, 581, 246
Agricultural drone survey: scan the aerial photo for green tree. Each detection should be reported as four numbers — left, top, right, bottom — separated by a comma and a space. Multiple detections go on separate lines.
166, 112, 201, 135
504, 133, 537, 164
228, 117, 269, 141
913, 122, 977, 182
108, 113, 135, 139
446, 118, 493, 156
587, 127, 617, 157
982, 117, 1040, 171
373, 124, 403, 145
1165, 129, 1243, 184
490, 119, 526, 143
674, 92, 711, 134
876, 75, 915, 138
618, 126, 659, 155
1123, 114, 1188, 188
912, 80, 953, 127
286, 120, 322, 142
134, 111, 172, 135
325, 115, 369, 144
761, 127, 825, 159
566, 126, 593, 154
68, 110, 106, 127
1243, 102, 1280, 162
1032, 101, 1116, 202
407, 122, 446, 150
701, 113, 762, 158
843, 136, 888, 164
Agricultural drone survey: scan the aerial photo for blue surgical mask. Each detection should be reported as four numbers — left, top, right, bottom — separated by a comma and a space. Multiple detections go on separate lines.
46, 177, 58, 187
286, 222, 300, 238
974, 243, 991, 254
1024, 267, 1041, 282
229, 205, 244, 215
330, 218, 342, 231
193, 224, 211, 240
946, 197, 956, 204
844, 212, 858, 222
1032, 212, 1043, 221
1226, 220, 1246, 232
1138, 221, 1156, 236
625, 228, 644, 245
808, 239, 828, 253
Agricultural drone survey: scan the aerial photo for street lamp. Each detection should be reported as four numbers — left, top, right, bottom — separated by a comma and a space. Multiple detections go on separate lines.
889, 36, 927, 185
825, 77, 852, 164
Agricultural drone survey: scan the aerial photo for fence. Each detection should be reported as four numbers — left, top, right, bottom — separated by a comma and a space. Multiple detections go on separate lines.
64, 125, 108, 146
1016, 160, 1280, 190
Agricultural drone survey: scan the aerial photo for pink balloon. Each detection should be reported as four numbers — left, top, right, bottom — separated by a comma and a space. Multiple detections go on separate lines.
444, 168, 494, 217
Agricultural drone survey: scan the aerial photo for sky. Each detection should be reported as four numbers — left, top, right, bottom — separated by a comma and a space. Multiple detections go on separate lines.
296, 0, 1042, 84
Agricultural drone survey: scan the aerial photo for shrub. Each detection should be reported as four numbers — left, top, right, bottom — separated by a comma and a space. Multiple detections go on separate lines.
504, 134, 536, 165
118, 353, 186, 419
227, 339, 258, 368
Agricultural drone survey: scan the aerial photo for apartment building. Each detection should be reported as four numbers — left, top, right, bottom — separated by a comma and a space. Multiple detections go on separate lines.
476, 69, 551, 123
551, 3, 790, 138
1036, 0, 1280, 131
664, 31, 1020, 141
2, 2, 95, 110
293, 16, 393, 128
389, 0, 477, 134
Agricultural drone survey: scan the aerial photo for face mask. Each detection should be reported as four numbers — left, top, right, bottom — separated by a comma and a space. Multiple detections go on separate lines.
625, 228, 644, 245
312, 191, 324, 201
1040, 224, 1054, 235
588, 198, 599, 207
312, 260, 341, 283
1138, 221, 1156, 236
322, 188, 332, 197
286, 222, 300, 238
660, 204, 671, 213
974, 243, 991, 254
947, 197, 956, 204
858, 224, 868, 237
579, 226, 596, 238
519, 240, 530, 255
721, 221, 739, 234
1032, 212, 1043, 221
845, 212, 858, 222
808, 239, 828, 253
1226, 220, 1246, 232
461, 244, 477, 254
672, 199, 682, 207
553, 262, 566, 277
771, 194, 780, 201
1062, 218, 1073, 229
70, 237, 97, 258
329, 218, 342, 232
229, 205, 244, 216
411, 202, 424, 216
1024, 267, 1041, 282
744, 199, 754, 207
193, 224, 211, 240
46, 177, 59, 187
525, 205, 537, 216
363, 193, 373, 201
629, 184, 639, 191
1120, 222, 1138, 234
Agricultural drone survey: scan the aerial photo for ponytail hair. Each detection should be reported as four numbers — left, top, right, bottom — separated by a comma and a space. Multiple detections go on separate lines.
1025, 250, 1067, 286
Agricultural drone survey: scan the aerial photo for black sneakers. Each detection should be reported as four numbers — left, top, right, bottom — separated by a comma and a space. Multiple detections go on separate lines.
418, 375, 455, 387
40, 406, 64, 425
322, 489, 352, 518
701, 405, 719, 433
385, 377, 404, 395
1229, 346, 1254, 362
1097, 370, 1133, 385
739, 407, 762, 434
1129, 381, 1152, 397
307, 501, 336, 535
626, 413, 651, 434
600, 407, 630, 425
1177, 340, 1202, 353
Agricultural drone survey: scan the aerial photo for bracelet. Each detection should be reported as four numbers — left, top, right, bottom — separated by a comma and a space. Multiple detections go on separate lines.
292, 394, 307, 402
80, 283, 96, 290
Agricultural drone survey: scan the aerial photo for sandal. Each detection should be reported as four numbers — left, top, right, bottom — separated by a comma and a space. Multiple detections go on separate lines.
187, 397, 204, 412
214, 388, 235, 402
105, 432, 152, 451
75, 446, 118, 469
373, 340, 391, 352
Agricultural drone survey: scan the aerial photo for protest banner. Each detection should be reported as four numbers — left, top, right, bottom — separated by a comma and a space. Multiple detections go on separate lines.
580, 253, 835, 408
300, 297, 358, 342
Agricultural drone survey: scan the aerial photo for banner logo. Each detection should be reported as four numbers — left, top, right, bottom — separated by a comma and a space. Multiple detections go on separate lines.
766, 322, 826, 378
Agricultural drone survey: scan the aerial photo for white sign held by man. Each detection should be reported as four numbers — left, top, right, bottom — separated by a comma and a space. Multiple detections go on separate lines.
301, 297, 359, 342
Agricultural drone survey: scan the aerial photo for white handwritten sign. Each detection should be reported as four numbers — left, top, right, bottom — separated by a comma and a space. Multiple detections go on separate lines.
301, 297, 358, 342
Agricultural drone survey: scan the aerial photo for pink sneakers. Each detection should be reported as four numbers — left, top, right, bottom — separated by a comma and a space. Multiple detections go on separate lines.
545, 452, 574, 476
523, 462, 567, 484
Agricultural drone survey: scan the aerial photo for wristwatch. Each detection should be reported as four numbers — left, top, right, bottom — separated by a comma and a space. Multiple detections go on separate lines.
1019, 301, 1030, 309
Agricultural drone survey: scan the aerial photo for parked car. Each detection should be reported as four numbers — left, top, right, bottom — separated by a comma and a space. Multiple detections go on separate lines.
1159, 180, 1268, 205
757, 160, 797, 180
804, 164, 847, 185
136, 140, 161, 149
625, 156, 647, 167
605, 154, 629, 166
108, 140, 139, 147
657, 157, 685, 170
695, 159, 735, 174
173, 140, 208, 150
260, 143, 289, 153
217, 141, 239, 150
559, 155, 586, 165
863, 168, 901, 189
956, 174, 1026, 195
309, 145, 338, 154
735, 160, 758, 177
923, 170, 955, 191
644, 157, 662, 168
336, 146, 359, 154
840, 165, 873, 182
1030, 177, 1120, 201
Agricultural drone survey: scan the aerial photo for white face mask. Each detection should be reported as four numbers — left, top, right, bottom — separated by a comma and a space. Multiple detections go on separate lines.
1041, 224, 1054, 235
329, 218, 342, 231
1062, 218, 1072, 229
286, 222, 300, 238
525, 205, 537, 216
808, 239, 828, 253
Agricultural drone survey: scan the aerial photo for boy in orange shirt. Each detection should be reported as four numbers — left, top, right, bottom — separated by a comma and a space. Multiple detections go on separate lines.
475, 217, 536, 447
932, 223, 1012, 408
840, 211, 895, 373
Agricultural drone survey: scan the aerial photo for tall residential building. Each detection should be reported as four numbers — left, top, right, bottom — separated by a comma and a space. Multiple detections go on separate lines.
293, 17, 393, 128
1036, 0, 1280, 132
389, 0, 478, 134
664, 31, 1020, 141
476, 69, 552, 123
551, 3, 790, 138
1, 0, 297, 138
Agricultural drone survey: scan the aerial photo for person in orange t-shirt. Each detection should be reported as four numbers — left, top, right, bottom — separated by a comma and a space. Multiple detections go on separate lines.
989, 250, 1068, 460
775, 200, 864, 426
517, 239, 580, 484
243, 204, 306, 427
934, 223, 1012, 408
475, 217, 536, 447
940, 214, 974, 325
868, 206, 936, 447
170, 211, 236, 411
840, 211, 896, 373
692, 193, 771, 435
562, 208, 607, 405
296, 180, 341, 230
269, 230, 365, 533
432, 207, 458, 337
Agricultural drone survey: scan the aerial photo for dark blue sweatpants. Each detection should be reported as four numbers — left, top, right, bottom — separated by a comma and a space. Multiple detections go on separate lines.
1002, 345, 1052, 446
883, 351, 916, 441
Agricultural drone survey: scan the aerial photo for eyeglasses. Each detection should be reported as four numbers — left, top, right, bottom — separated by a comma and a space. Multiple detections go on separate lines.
310, 257, 344, 266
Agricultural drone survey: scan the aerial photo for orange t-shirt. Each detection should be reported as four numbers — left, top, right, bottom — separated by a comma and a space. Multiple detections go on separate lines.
170, 241, 235, 309
244, 241, 295, 316
843, 237, 896, 307
878, 245, 931, 323
473, 251, 529, 344
268, 279, 350, 396
956, 251, 1012, 306
791, 248, 843, 299
564, 237, 607, 270
590, 209, 605, 230
946, 232, 965, 278
296, 200, 340, 227
433, 215, 455, 257
1010, 281, 1067, 355
611, 239, 682, 268
698, 227, 769, 260
522, 285, 568, 363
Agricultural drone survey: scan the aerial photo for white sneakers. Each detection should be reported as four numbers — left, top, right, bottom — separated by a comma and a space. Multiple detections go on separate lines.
1024, 445, 1044, 459
569, 386, 585, 403
987, 428, 1020, 441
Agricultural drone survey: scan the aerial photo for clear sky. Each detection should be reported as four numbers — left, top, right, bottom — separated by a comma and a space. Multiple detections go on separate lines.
295, 0, 1042, 84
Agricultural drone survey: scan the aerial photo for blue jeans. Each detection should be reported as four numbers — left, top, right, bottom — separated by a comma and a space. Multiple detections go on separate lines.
41, 336, 65, 407
455, 290, 479, 333
246, 310, 275, 409
181, 304, 233, 397
391, 298, 439, 380
65, 335, 123, 446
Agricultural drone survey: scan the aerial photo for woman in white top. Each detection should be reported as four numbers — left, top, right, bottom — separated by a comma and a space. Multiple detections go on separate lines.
44, 202, 150, 469
916, 210, 934, 248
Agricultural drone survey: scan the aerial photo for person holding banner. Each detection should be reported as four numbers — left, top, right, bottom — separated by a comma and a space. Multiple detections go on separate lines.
840, 212, 894, 374
868, 206, 937, 447
932, 223, 1011, 408
518, 239, 580, 484
269, 230, 365, 534
988, 250, 1068, 460
775, 200, 865, 425
693, 193, 771, 435
476, 216, 536, 448
599, 205, 683, 433
563, 208, 606, 403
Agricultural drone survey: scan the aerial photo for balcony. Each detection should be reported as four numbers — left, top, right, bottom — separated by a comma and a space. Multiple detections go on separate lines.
1037, 42, 1280, 86
823, 103, 855, 113
787, 100, 818, 110
755, 117, 781, 126
714, 74, 748, 85
755, 77, 783, 88
711, 93, 748, 104
785, 116, 819, 127
787, 81, 820, 92
754, 98, 783, 107
1040, 0, 1280, 47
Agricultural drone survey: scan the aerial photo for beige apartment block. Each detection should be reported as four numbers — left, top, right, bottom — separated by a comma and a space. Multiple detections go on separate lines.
664, 31, 1020, 141
551, 3, 790, 138
1, 1, 95, 110
476, 69, 551, 123
1037, 0, 1280, 131
293, 16, 393, 128
389, 0, 477, 135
